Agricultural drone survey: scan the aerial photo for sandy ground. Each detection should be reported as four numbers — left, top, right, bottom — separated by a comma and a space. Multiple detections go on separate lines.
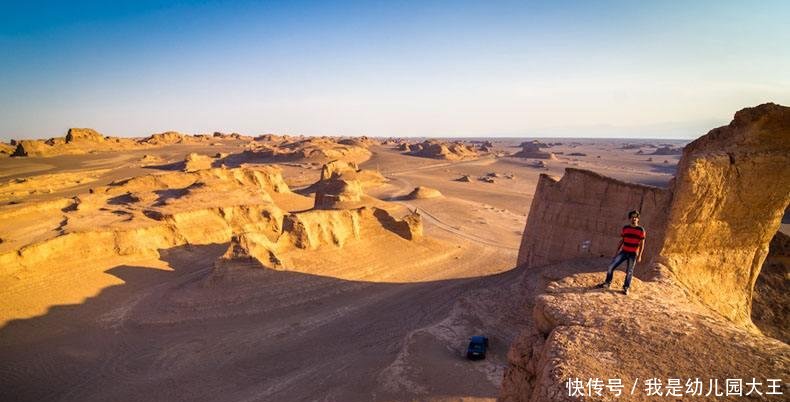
0, 137, 712, 401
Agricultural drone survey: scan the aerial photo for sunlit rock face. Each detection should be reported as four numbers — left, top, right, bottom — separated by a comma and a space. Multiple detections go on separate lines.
517, 103, 790, 326
659, 103, 790, 326
516, 168, 670, 268
502, 103, 790, 402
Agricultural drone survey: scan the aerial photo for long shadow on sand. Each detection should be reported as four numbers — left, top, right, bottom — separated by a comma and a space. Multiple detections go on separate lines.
0, 243, 591, 402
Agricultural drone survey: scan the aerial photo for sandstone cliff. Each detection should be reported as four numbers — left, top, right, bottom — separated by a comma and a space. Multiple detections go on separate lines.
502, 103, 790, 401
500, 263, 789, 402
512, 141, 557, 160
310, 160, 386, 209
211, 206, 423, 279
516, 168, 670, 268
245, 136, 372, 164
659, 102, 790, 325
406, 140, 478, 160
11, 128, 144, 157
752, 231, 790, 342
0, 166, 295, 275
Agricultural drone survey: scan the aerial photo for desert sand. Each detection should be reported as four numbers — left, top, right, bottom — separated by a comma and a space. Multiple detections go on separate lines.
0, 105, 787, 401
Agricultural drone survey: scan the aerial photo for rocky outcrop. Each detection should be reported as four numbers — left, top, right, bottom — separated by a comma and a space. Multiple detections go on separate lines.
516, 168, 670, 268
516, 104, 790, 325
513, 141, 556, 160
281, 209, 363, 249
500, 266, 790, 402
407, 140, 478, 160
659, 103, 790, 325
66, 128, 105, 143
214, 232, 290, 271
11, 140, 51, 157
650, 145, 683, 155
245, 137, 372, 164
183, 153, 214, 172
9, 129, 231, 157
11, 128, 158, 157
319, 160, 385, 187
406, 186, 442, 199
139, 154, 164, 166
141, 131, 186, 145
0, 142, 14, 156
0, 203, 285, 276
213, 207, 423, 273
314, 179, 364, 209
502, 103, 790, 401
752, 231, 790, 342
338, 136, 378, 148
0, 164, 297, 273
311, 160, 386, 209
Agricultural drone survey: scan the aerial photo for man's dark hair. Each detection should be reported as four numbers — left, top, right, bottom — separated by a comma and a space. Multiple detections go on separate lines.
628, 210, 640, 218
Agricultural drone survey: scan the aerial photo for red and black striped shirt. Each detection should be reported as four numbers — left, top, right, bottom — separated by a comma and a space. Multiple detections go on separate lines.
621, 225, 645, 254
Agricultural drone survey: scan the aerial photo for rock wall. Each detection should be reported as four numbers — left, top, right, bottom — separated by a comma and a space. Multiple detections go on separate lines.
516, 104, 790, 326
503, 103, 790, 401
406, 140, 478, 160
516, 168, 670, 268
658, 103, 790, 325
752, 231, 790, 342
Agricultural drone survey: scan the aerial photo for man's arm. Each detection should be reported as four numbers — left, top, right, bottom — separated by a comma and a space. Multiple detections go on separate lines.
637, 228, 647, 262
615, 239, 623, 256
637, 238, 645, 262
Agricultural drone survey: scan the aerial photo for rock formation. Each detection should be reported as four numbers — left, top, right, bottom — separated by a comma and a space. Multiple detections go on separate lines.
650, 145, 683, 155
314, 178, 365, 209
338, 136, 378, 148
0, 142, 14, 156
319, 160, 385, 187
500, 266, 790, 402
0, 165, 293, 271
139, 154, 163, 166
406, 186, 442, 199
502, 103, 790, 401
11, 140, 50, 157
406, 140, 478, 160
10, 127, 144, 157
752, 230, 790, 342
512, 141, 556, 160
183, 153, 214, 172
65, 128, 105, 143
658, 103, 790, 325
213, 206, 423, 275
245, 137, 372, 164
516, 168, 670, 268
517, 104, 790, 325
9, 128, 217, 157
310, 160, 386, 209
141, 131, 187, 145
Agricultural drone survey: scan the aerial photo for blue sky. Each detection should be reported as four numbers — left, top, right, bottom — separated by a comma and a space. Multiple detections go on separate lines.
1, 0, 788, 141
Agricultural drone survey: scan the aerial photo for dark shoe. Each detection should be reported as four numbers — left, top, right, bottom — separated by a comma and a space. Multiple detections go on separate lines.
595, 282, 610, 289
622, 288, 629, 295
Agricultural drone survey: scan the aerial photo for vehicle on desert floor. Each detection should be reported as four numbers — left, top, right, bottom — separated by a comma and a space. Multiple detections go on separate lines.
466, 336, 489, 360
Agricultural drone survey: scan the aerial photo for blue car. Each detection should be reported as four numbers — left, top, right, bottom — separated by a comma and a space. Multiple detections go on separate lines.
466, 336, 489, 360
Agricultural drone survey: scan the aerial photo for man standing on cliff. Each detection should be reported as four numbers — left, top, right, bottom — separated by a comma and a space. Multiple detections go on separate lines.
596, 210, 646, 295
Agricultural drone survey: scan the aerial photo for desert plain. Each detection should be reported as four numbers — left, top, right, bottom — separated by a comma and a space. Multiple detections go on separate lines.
0, 105, 787, 401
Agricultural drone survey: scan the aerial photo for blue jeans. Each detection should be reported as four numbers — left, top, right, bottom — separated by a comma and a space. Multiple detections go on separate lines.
604, 251, 637, 289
